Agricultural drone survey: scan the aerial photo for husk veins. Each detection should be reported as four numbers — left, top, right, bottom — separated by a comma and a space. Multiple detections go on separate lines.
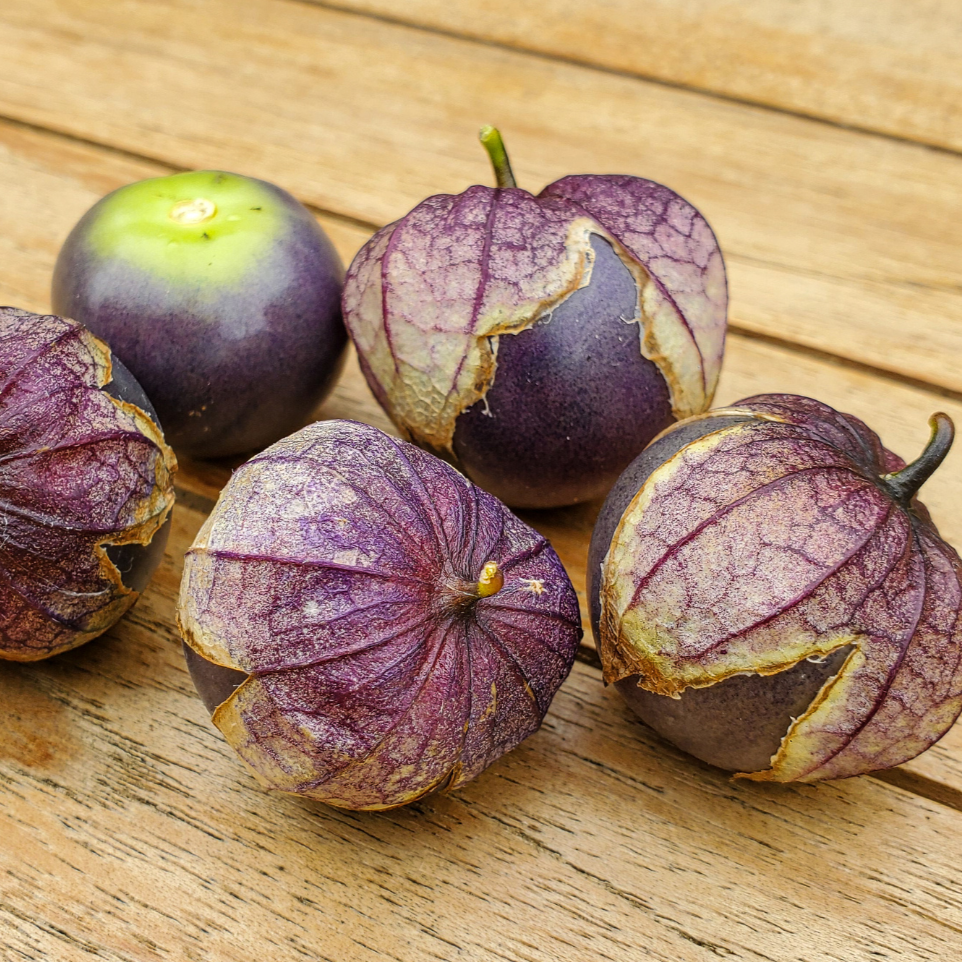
178, 420, 582, 809
0, 308, 176, 660
343, 176, 727, 454
600, 395, 962, 781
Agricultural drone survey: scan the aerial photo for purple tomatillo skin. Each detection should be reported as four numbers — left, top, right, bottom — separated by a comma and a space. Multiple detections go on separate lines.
0, 308, 176, 660
343, 174, 726, 508
53, 179, 346, 459
177, 419, 582, 810
591, 394, 962, 781
453, 236, 673, 507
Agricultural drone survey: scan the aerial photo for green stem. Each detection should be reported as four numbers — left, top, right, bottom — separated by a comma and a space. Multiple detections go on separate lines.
479, 126, 517, 189
882, 412, 954, 503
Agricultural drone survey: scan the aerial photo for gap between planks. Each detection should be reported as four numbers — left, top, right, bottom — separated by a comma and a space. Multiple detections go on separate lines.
290, 0, 962, 159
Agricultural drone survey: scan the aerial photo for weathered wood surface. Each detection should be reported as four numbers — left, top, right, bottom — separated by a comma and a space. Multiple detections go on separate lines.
3, 0, 962, 396
5, 1, 962, 958
323, 0, 962, 153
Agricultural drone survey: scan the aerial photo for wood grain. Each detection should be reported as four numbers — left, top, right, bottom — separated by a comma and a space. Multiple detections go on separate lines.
321, 0, 962, 152
1, 1, 962, 396
7, 26, 962, 957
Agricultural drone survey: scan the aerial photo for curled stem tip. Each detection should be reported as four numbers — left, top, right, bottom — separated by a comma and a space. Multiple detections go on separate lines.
476, 561, 504, 598
479, 126, 517, 189
883, 412, 954, 503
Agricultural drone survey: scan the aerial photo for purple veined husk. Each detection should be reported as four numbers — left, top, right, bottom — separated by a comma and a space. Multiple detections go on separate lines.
0, 307, 176, 660
589, 393, 962, 782
177, 418, 583, 810
343, 128, 727, 509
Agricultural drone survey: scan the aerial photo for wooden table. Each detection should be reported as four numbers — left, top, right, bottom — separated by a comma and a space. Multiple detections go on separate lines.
3, 2, 962, 959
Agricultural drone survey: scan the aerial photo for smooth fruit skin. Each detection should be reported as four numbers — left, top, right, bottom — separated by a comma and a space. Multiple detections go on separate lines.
453, 236, 673, 507
0, 308, 176, 659
183, 642, 247, 713
614, 649, 852, 772
53, 170, 347, 459
344, 173, 726, 509
590, 395, 962, 781
177, 419, 583, 810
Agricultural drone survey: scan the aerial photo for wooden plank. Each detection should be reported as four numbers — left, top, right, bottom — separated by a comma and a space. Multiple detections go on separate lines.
2, 2, 962, 394
5, 115, 962, 799
324, 0, 962, 153
2, 496, 962, 961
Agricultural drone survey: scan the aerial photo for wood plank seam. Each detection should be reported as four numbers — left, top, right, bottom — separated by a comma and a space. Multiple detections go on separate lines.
722, 328, 962, 406
289, 0, 962, 161
871, 768, 962, 814
0, 114, 385, 235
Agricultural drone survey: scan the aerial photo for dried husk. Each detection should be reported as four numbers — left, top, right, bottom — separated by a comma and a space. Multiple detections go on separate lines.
344, 176, 726, 455
599, 394, 962, 781
178, 420, 582, 809
0, 308, 176, 660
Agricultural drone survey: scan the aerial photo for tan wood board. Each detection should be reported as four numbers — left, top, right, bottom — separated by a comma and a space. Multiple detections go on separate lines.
5, 116, 962, 806
2, 497, 962, 961
324, 0, 962, 153
2, 1, 962, 395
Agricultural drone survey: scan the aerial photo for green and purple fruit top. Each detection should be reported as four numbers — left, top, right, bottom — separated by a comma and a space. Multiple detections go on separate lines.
65, 171, 291, 288
53, 170, 346, 459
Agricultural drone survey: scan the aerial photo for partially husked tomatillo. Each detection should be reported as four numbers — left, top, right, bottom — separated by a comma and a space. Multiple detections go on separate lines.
589, 394, 962, 782
177, 419, 582, 810
0, 307, 176, 660
343, 128, 727, 509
